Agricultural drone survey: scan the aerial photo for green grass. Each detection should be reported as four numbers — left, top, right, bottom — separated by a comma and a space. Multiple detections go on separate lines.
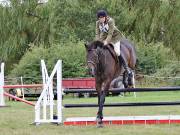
1, 92, 180, 135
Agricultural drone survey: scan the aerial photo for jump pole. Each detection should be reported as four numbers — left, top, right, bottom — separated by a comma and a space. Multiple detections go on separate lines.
4, 92, 35, 106
3, 84, 42, 88
64, 115, 180, 125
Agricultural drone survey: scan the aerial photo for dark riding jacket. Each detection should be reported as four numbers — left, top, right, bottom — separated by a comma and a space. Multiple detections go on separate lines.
95, 17, 124, 44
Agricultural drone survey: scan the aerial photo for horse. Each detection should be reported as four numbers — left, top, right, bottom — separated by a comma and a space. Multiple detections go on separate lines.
84, 39, 136, 127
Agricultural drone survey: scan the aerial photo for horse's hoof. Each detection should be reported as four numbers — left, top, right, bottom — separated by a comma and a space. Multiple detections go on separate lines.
96, 117, 103, 128
97, 123, 104, 128
96, 117, 102, 123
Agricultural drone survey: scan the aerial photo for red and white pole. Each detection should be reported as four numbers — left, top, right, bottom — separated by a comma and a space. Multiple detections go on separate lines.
4, 92, 35, 106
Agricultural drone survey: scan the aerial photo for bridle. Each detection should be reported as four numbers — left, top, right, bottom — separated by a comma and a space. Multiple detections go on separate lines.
87, 49, 100, 70
87, 60, 96, 67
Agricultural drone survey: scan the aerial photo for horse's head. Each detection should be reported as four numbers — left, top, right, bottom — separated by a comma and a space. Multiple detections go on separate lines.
84, 41, 104, 76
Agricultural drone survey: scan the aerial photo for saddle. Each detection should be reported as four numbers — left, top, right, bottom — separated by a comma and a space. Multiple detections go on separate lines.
104, 44, 119, 63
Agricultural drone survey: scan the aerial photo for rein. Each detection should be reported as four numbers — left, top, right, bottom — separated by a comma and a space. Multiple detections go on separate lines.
87, 48, 101, 73
87, 60, 96, 67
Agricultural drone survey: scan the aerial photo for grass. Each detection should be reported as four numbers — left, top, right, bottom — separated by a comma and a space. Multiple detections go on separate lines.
1, 91, 180, 135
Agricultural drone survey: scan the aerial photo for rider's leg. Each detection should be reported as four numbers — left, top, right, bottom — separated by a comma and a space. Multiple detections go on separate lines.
114, 41, 130, 74
113, 41, 121, 56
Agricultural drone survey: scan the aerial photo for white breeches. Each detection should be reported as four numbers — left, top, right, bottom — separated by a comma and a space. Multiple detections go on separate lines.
113, 41, 121, 56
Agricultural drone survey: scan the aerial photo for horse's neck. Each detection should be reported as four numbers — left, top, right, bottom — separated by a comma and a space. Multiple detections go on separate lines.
96, 51, 105, 73
96, 49, 119, 76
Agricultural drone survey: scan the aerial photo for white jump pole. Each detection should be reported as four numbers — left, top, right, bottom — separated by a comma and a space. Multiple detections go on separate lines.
35, 60, 62, 125
20, 76, 25, 100
0, 63, 5, 107
132, 71, 136, 98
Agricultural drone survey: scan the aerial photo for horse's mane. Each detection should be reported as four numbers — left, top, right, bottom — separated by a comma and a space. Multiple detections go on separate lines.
91, 40, 104, 49
91, 40, 115, 49
89, 40, 117, 62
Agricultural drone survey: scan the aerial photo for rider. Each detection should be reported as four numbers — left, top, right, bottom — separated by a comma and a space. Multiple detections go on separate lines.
95, 9, 130, 74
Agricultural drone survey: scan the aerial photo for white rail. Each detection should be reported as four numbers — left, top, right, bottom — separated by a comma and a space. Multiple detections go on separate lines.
0, 63, 5, 106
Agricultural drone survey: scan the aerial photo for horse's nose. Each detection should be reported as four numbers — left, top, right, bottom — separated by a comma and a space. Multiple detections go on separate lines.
89, 68, 95, 77
91, 73, 95, 77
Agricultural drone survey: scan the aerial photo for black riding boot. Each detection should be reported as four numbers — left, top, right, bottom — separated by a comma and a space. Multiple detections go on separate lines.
118, 55, 130, 74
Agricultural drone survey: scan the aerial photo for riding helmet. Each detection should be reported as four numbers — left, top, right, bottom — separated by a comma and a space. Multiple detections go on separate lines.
97, 10, 107, 18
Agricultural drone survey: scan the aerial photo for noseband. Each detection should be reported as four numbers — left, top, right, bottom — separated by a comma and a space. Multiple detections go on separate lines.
87, 60, 96, 67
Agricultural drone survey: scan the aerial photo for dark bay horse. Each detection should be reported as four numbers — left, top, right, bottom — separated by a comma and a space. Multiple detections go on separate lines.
84, 39, 136, 127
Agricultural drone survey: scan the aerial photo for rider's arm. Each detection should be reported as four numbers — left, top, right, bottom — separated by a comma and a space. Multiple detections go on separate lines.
105, 18, 115, 43
95, 21, 100, 40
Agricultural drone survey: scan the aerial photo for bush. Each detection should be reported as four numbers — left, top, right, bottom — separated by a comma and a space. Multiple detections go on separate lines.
136, 42, 171, 74
9, 40, 88, 83
154, 62, 180, 86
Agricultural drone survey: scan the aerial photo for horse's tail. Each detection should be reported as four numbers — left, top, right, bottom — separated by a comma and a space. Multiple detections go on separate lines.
130, 45, 137, 70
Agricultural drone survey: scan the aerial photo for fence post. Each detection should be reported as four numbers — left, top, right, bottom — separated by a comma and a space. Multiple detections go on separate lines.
0, 63, 5, 106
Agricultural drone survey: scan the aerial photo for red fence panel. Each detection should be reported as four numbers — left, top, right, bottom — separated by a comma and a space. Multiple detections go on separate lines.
62, 78, 95, 89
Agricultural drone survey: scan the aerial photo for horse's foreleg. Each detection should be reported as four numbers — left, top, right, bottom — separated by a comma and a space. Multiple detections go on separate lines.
97, 92, 100, 117
96, 84, 101, 115
96, 90, 106, 127
96, 85, 102, 125
98, 93, 100, 105
97, 91, 106, 119
97, 82, 110, 127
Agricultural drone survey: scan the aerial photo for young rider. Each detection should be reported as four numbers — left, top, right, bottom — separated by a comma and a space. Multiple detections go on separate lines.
95, 9, 130, 73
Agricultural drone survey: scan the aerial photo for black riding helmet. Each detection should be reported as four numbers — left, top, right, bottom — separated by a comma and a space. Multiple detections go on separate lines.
97, 10, 107, 18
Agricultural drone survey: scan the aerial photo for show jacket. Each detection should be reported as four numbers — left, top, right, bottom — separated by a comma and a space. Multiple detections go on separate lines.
95, 17, 124, 44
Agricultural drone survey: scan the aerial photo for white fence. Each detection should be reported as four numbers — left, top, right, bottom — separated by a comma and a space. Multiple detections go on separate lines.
0, 63, 5, 107
34, 60, 62, 125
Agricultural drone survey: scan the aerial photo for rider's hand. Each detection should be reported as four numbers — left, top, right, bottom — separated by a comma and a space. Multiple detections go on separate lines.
103, 40, 108, 45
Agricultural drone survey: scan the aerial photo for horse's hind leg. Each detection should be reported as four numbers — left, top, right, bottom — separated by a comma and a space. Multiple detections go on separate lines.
131, 70, 136, 97
131, 70, 136, 88
123, 71, 128, 88
123, 69, 136, 96
126, 70, 136, 97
